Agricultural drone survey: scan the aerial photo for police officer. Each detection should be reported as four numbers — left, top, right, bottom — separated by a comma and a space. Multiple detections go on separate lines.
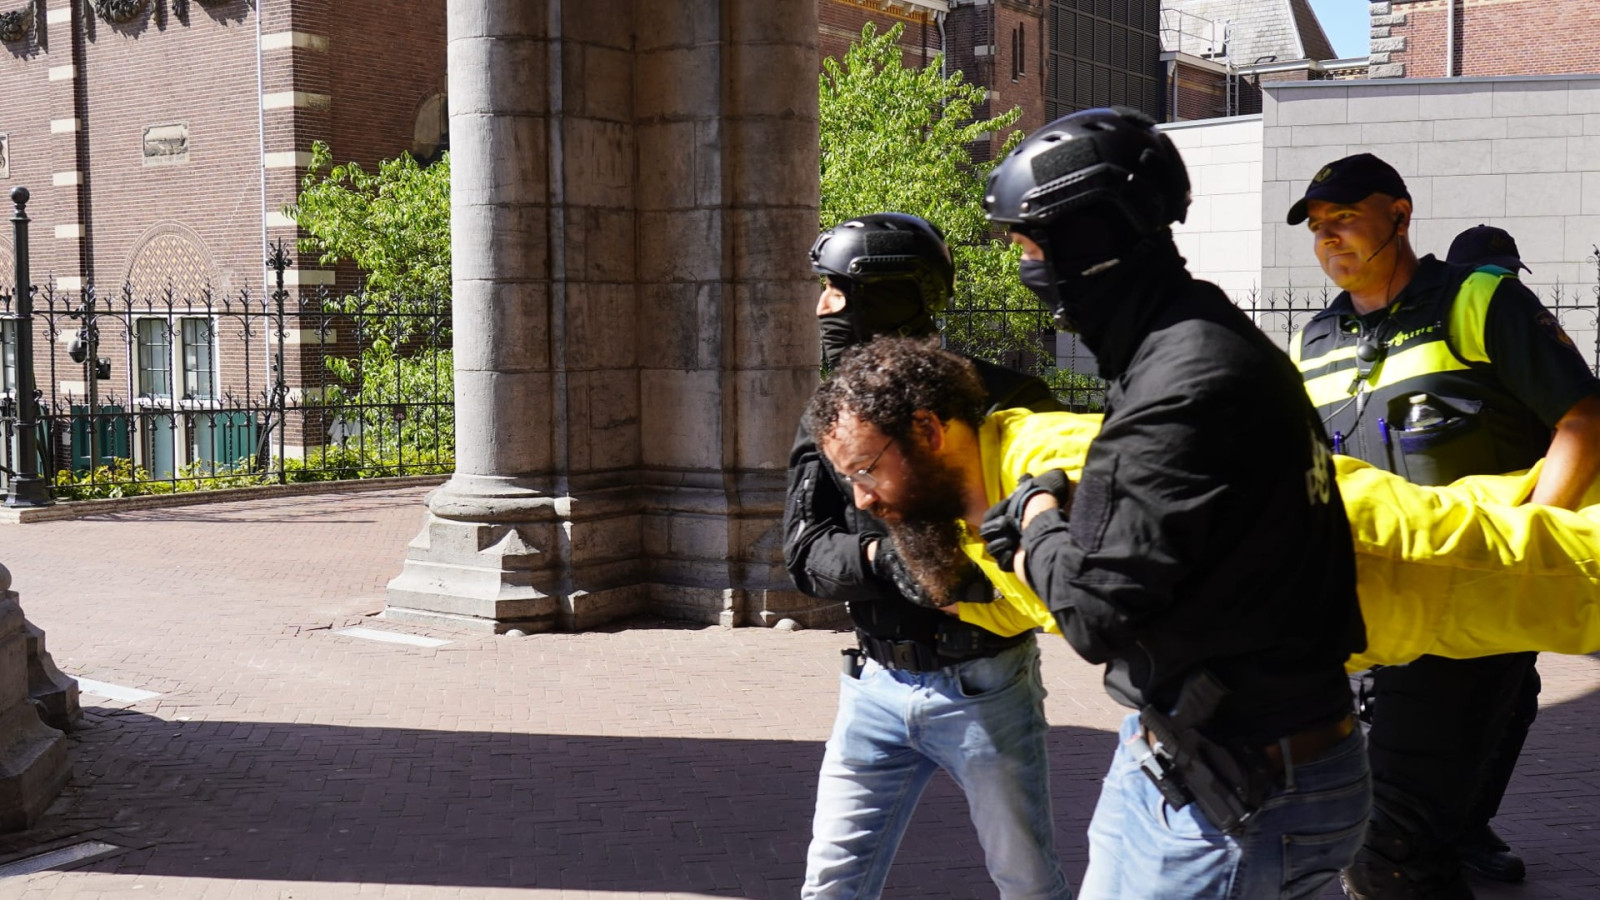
1287, 155, 1600, 899
972, 107, 1368, 899
786, 213, 1071, 900
1440, 223, 1543, 885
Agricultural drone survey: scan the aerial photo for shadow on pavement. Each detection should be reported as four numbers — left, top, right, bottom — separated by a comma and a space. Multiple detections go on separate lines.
0, 710, 1114, 898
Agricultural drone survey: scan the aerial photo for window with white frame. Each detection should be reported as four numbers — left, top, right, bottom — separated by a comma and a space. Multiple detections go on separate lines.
135, 316, 215, 403
133, 315, 219, 475
180, 318, 215, 400
135, 318, 172, 401
1, 319, 15, 396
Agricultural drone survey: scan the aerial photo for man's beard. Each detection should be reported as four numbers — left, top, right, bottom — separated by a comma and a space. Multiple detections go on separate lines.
875, 443, 970, 606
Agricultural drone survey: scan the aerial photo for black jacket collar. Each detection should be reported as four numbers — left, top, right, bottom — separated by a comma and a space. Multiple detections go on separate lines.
1076, 238, 1192, 380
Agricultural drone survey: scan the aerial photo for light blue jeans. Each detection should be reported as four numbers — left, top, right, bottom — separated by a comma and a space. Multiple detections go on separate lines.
1079, 712, 1371, 900
801, 636, 1073, 900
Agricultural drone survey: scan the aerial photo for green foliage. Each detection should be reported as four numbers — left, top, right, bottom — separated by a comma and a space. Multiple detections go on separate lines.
289, 142, 455, 459
289, 141, 451, 307
1042, 366, 1107, 413
819, 23, 1063, 380
820, 22, 1017, 243
322, 347, 454, 457
50, 450, 453, 501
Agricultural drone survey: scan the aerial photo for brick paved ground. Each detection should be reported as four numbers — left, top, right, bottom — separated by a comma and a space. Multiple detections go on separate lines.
0, 485, 1594, 898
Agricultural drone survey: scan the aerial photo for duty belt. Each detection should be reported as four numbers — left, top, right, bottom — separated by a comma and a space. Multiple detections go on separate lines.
856, 625, 1030, 673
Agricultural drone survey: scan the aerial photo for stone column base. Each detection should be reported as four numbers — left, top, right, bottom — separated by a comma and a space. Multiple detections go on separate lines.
23, 619, 79, 732
0, 566, 71, 832
385, 511, 565, 634
0, 700, 69, 832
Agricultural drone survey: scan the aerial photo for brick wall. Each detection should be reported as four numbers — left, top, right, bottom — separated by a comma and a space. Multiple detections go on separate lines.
1378, 0, 1600, 79
328, 0, 447, 172
0, 0, 444, 461
1173, 66, 1226, 121
78, 3, 261, 297
0, 11, 58, 280
990, 0, 1047, 154
819, 0, 941, 70
944, 1, 1046, 163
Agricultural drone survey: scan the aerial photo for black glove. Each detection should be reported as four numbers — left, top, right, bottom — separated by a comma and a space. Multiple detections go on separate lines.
870, 539, 938, 608
978, 469, 1074, 573
872, 540, 996, 608
948, 560, 996, 604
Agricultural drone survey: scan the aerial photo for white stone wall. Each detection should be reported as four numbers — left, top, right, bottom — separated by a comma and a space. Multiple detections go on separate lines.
1055, 115, 1267, 375
1262, 75, 1600, 359
1161, 115, 1265, 300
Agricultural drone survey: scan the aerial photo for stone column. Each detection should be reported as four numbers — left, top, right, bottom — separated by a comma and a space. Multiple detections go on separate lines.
386, 0, 821, 632
0, 564, 71, 832
386, 0, 567, 633
633, 0, 820, 626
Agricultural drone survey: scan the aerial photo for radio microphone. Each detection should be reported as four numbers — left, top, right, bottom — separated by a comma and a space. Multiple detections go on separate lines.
1365, 214, 1404, 263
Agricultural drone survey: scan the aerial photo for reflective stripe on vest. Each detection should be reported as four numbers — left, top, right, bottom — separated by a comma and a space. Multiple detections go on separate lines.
1447, 270, 1504, 365
1293, 269, 1506, 409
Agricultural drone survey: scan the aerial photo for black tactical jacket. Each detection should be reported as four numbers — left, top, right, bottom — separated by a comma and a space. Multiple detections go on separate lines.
784, 357, 1062, 644
1018, 245, 1365, 745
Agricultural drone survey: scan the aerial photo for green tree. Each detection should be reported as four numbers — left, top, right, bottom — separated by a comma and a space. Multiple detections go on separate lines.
288, 143, 454, 463
290, 141, 451, 306
820, 23, 1053, 372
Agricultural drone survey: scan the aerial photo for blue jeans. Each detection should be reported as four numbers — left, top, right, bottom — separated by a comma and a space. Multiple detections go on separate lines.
1079, 712, 1371, 900
801, 636, 1072, 900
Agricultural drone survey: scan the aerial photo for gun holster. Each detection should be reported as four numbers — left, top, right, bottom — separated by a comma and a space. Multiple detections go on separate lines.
1132, 671, 1274, 835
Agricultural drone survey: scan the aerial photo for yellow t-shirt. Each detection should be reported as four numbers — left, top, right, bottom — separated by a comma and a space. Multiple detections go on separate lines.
955, 409, 1102, 638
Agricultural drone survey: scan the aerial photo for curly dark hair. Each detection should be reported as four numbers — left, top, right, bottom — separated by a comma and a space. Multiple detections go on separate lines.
804, 337, 986, 443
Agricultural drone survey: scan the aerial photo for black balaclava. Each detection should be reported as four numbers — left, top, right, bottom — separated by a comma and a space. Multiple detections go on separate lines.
1017, 208, 1186, 378
818, 278, 936, 368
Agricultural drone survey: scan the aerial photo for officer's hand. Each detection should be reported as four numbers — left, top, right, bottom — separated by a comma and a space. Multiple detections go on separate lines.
979, 470, 1074, 572
870, 540, 940, 608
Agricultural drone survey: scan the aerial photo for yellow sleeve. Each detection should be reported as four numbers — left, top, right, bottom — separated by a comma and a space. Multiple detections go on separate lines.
1340, 456, 1600, 670
941, 409, 1600, 662
954, 410, 1104, 637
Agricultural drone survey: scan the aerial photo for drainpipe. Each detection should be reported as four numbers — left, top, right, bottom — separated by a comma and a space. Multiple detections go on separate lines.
1445, 0, 1455, 77
1169, 58, 1179, 122
937, 8, 947, 78
255, 0, 267, 284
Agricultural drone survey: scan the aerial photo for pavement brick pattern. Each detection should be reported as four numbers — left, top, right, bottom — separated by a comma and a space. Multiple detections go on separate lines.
0, 486, 1593, 898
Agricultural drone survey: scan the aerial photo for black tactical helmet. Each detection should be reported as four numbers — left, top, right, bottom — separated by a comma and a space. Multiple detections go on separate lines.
983, 107, 1190, 238
809, 213, 956, 314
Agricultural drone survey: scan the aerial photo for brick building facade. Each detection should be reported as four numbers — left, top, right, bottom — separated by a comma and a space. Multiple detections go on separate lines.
1371, 0, 1600, 80
0, 0, 444, 468
0, 0, 443, 297
818, 0, 1160, 159
819, 0, 944, 68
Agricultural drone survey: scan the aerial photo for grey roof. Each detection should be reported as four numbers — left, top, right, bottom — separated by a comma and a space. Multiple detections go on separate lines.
1160, 0, 1340, 64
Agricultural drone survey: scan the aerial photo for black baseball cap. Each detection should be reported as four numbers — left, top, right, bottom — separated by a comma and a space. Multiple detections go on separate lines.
1286, 153, 1411, 225
1447, 224, 1531, 273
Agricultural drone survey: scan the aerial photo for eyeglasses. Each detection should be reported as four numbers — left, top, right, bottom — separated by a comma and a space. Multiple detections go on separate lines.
839, 437, 895, 491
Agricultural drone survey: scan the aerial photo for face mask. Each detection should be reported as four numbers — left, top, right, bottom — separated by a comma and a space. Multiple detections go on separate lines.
818, 312, 857, 368
1019, 258, 1073, 330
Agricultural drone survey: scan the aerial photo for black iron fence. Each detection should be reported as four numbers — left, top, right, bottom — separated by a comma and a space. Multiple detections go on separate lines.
2, 229, 451, 503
